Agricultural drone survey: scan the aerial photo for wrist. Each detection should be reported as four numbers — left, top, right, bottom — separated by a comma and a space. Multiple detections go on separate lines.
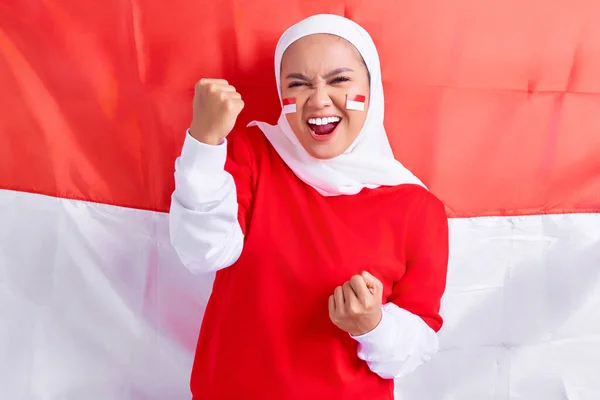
189, 125, 224, 146
350, 309, 383, 337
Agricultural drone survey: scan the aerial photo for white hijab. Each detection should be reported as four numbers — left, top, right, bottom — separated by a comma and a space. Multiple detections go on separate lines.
247, 14, 426, 196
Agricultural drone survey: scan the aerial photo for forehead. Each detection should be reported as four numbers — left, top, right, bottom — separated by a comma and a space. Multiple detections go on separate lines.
281, 34, 363, 72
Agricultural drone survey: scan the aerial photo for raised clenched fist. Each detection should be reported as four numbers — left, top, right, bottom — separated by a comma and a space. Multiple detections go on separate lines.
190, 78, 245, 145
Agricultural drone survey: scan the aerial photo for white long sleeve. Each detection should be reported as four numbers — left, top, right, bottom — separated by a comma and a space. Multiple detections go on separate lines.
169, 132, 244, 274
351, 303, 439, 379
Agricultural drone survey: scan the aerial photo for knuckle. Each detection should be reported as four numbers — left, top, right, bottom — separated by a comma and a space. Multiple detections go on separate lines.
207, 83, 218, 93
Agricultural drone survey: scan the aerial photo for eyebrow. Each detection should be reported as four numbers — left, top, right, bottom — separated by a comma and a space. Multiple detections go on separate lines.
285, 67, 354, 81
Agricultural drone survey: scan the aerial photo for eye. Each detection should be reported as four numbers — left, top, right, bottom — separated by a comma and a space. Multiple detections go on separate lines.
329, 76, 351, 84
288, 81, 305, 88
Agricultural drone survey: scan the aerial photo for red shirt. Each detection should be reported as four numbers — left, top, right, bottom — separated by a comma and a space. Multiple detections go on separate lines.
190, 128, 449, 399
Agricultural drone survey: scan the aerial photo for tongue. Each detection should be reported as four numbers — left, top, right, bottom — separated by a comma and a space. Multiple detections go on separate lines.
310, 122, 338, 135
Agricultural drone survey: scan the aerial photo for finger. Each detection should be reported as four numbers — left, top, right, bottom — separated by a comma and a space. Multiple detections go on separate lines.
199, 78, 229, 86
343, 282, 360, 313
199, 82, 237, 94
224, 98, 245, 114
334, 286, 345, 309
226, 91, 242, 100
218, 84, 237, 92
361, 271, 383, 293
233, 99, 245, 114
218, 90, 242, 102
349, 275, 370, 301
328, 295, 335, 317
209, 84, 237, 93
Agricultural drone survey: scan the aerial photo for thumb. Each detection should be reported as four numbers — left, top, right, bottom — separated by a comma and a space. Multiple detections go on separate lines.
361, 271, 383, 294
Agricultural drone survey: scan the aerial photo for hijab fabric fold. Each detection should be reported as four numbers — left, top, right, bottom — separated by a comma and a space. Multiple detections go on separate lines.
248, 14, 426, 196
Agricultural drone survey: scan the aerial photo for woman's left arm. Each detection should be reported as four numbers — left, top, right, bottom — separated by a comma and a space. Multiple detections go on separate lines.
351, 192, 449, 379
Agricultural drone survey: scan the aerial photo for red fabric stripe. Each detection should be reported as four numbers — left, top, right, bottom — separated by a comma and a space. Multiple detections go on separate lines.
1, 1, 600, 217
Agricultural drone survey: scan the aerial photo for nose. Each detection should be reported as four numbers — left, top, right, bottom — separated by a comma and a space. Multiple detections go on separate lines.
306, 86, 333, 110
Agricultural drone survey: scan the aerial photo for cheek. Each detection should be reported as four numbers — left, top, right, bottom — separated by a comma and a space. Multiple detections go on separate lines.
344, 105, 368, 139
345, 114, 366, 137
285, 111, 307, 138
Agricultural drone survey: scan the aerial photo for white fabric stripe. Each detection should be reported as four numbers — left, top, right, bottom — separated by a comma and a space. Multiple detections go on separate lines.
395, 212, 600, 399
282, 103, 296, 114
1, 188, 599, 399
0, 189, 210, 400
346, 99, 365, 111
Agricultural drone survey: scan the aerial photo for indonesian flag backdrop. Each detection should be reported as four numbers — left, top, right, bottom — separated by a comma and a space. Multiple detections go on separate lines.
1, 0, 600, 399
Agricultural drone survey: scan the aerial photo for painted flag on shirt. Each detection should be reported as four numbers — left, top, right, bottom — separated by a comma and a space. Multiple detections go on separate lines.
1, 1, 600, 400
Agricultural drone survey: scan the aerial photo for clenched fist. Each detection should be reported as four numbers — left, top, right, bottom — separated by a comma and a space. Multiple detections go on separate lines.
190, 78, 245, 145
328, 271, 384, 336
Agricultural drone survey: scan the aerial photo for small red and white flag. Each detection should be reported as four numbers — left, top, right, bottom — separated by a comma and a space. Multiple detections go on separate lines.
346, 94, 366, 111
282, 97, 297, 114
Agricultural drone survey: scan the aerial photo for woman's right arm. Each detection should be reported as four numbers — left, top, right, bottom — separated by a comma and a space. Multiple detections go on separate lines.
169, 78, 251, 274
169, 132, 248, 273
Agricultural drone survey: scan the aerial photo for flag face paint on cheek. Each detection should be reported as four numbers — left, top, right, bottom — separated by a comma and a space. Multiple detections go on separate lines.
346, 94, 366, 111
282, 97, 297, 114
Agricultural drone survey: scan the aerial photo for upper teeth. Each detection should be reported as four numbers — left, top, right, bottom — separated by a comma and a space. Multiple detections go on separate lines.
308, 116, 340, 125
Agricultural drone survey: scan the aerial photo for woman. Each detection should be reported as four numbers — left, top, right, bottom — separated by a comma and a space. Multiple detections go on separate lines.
170, 14, 449, 400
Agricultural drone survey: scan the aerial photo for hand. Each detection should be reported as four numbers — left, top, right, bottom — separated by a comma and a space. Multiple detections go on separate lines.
190, 78, 245, 145
328, 271, 384, 336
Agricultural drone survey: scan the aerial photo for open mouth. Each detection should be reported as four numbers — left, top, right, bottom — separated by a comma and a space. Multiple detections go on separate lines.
306, 116, 341, 139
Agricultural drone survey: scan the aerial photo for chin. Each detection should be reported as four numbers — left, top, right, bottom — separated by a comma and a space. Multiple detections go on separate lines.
291, 124, 353, 160
303, 143, 345, 160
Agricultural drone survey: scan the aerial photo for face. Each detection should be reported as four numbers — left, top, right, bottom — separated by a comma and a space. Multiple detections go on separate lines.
280, 34, 370, 159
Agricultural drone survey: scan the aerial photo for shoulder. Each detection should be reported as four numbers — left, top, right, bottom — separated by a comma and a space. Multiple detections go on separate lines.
381, 184, 447, 219
391, 185, 449, 262
381, 184, 449, 234
407, 185, 447, 217
407, 185, 447, 226
225, 125, 271, 167
227, 124, 278, 168
228, 125, 271, 154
